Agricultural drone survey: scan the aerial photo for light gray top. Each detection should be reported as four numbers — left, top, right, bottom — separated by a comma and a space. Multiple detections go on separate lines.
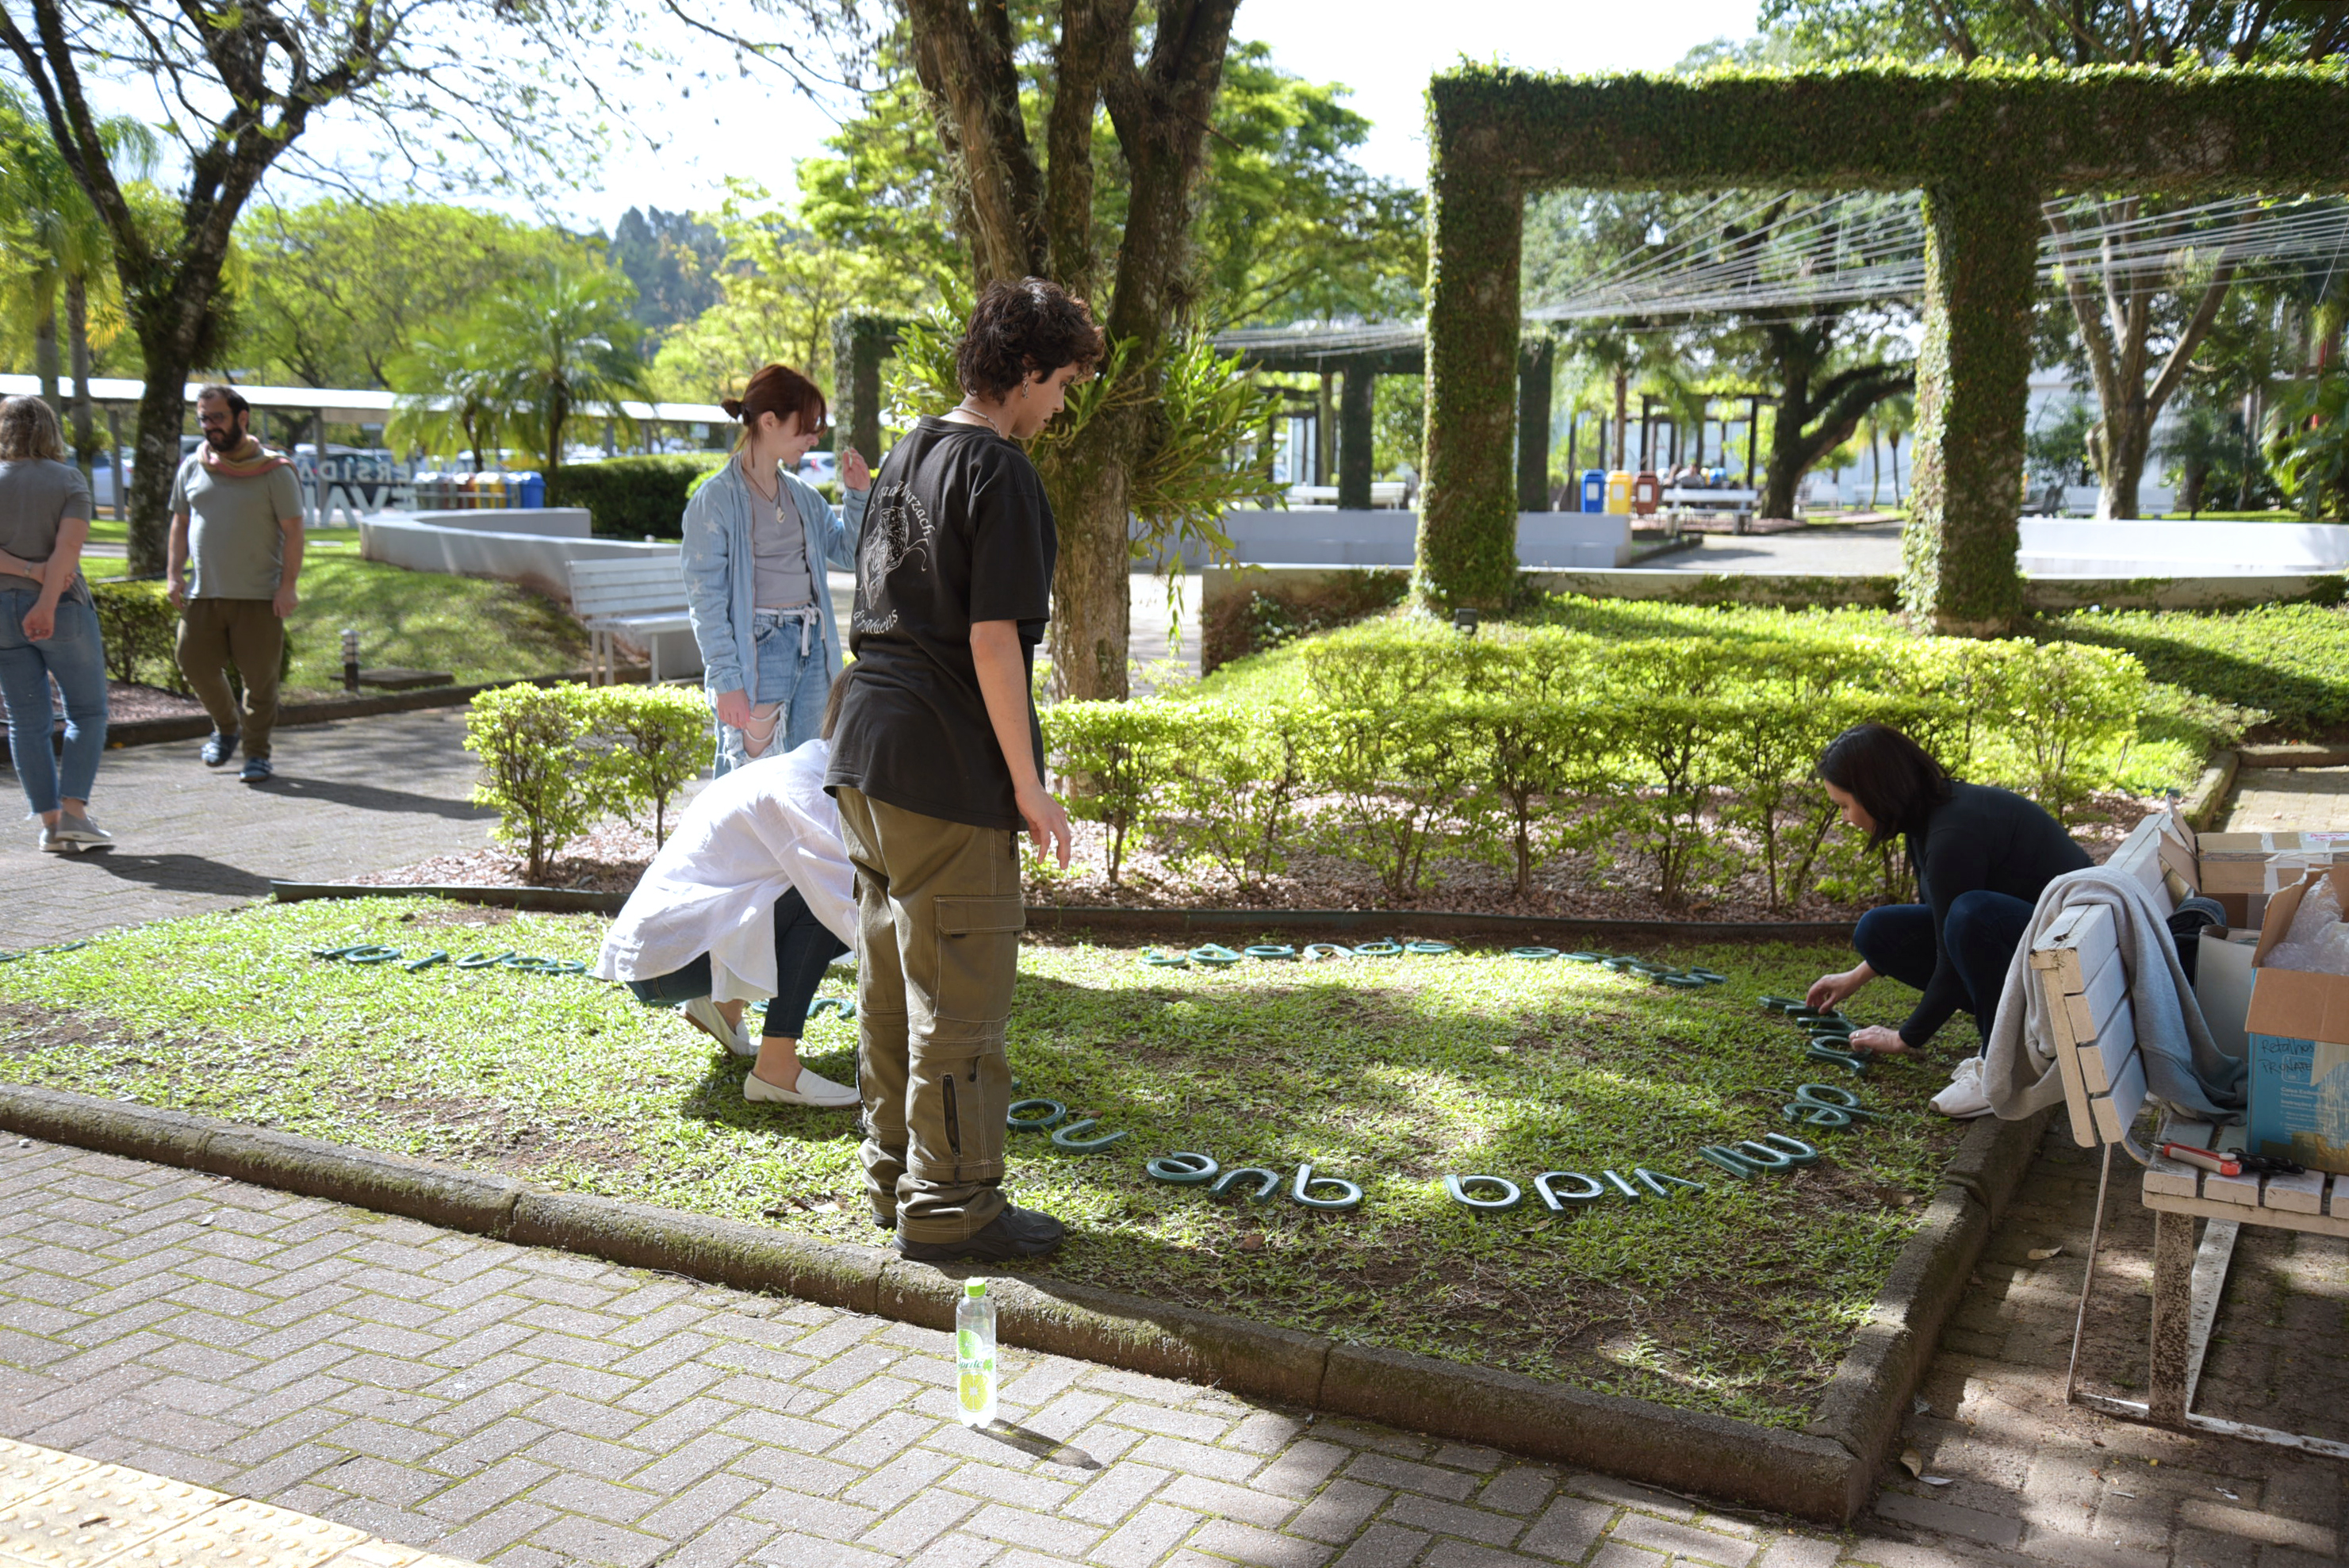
171, 452, 304, 600
748, 473, 814, 608
0, 459, 92, 579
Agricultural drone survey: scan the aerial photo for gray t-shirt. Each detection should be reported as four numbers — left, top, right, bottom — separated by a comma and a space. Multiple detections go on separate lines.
171, 452, 303, 600
0, 458, 93, 577
749, 483, 814, 608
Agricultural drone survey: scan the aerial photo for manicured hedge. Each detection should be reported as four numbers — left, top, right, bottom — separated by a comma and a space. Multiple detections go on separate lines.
548, 454, 728, 539
1047, 618, 2149, 907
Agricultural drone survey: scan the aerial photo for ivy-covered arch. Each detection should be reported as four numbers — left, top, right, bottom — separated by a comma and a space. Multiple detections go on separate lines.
1422, 62, 2349, 630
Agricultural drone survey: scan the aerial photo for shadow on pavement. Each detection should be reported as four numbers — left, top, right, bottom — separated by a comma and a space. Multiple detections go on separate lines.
257, 774, 495, 820
77, 852, 274, 898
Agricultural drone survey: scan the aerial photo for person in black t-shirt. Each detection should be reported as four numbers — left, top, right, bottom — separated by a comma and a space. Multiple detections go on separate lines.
826, 278, 1102, 1263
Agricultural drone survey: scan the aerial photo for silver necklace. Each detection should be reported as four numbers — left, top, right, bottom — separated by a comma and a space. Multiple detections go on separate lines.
952, 400, 1006, 438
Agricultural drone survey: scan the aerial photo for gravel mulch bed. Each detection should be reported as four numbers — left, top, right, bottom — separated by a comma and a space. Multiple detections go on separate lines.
351, 790, 2157, 922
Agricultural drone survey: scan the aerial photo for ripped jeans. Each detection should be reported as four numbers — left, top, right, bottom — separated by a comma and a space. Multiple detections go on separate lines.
714, 606, 830, 775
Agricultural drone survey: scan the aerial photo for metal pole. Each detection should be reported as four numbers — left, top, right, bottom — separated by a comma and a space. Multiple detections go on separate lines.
1613, 370, 1627, 470
2065, 1140, 2113, 1405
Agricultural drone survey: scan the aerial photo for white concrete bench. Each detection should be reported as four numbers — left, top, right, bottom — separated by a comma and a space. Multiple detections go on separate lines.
567, 557, 696, 685
2038, 812, 2349, 1459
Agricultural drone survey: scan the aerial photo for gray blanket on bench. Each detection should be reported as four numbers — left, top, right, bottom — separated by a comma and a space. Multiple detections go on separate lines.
1983, 865, 2247, 1122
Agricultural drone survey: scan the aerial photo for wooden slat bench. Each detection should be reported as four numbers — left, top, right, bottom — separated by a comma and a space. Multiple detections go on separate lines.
2038, 811, 2349, 1459
566, 557, 696, 685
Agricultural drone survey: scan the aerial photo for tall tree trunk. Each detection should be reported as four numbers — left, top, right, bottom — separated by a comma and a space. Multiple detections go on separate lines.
33, 294, 61, 408
64, 275, 97, 483
125, 336, 187, 578
1761, 377, 1810, 521
2052, 201, 2236, 521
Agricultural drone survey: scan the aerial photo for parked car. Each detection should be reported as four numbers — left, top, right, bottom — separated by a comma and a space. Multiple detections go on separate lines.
798, 450, 838, 483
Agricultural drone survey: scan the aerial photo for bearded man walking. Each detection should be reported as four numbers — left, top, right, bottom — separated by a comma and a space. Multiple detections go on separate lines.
170, 385, 305, 784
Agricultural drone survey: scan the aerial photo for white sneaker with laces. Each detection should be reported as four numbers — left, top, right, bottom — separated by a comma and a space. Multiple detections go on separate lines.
1930, 1056, 1994, 1119
744, 1065, 860, 1109
680, 997, 754, 1056
54, 811, 113, 846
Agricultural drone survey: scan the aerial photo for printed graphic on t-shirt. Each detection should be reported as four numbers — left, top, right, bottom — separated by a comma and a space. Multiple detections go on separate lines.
855, 478, 934, 634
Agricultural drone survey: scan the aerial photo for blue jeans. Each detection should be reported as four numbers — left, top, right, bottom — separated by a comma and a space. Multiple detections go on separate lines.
1853, 890, 2035, 1048
0, 581, 108, 815
714, 608, 830, 776
626, 887, 850, 1040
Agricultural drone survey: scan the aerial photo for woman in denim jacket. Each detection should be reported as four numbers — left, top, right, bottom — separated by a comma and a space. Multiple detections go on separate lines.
681, 364, 870, 772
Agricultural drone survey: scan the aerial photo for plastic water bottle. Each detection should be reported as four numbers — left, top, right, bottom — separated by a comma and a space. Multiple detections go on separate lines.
955, 1279, 997, 1428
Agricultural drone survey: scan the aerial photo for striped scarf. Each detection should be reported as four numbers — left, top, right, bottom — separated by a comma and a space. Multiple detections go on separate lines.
200, 435, 293, 477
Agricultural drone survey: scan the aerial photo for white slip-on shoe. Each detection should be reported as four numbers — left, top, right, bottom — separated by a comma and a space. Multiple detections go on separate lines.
744, 1065, 860, 1109
1930, 1056, 1993, 1119
37, 825, 76, 854
681, 997, 755, 1056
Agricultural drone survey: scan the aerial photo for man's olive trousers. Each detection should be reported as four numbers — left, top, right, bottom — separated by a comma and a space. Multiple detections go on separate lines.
833, 787, 1024, 1244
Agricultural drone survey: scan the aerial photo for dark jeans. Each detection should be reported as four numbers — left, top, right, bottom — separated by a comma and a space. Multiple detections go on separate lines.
1852, 889, 2035, 1049
626, 887, 849, 1040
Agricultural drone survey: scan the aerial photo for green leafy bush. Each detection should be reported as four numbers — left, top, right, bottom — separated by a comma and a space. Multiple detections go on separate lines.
580, 684, 715, 847
90, 581, 183, 692
1045, 613, 2155, 908
547, 454, 729, 539
466, 683, 596, 882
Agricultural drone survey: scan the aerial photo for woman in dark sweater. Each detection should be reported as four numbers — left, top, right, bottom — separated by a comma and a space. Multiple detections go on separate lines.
1807, 723, 2090, 1115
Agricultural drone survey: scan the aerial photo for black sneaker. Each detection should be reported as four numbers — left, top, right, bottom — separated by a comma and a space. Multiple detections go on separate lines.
200, 730, 239, 767
894, 1204, 1066, 1263
240, 757, 274, 784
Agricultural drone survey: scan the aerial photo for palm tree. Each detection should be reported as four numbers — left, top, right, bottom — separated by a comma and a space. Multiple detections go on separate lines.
389, 332, 512, 472
0, 90, 158, 483
476, 261, 650, 488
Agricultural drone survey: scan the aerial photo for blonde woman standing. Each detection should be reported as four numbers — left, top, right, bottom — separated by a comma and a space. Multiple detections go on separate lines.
680, 364, 871, 774
0, 395, 112, 852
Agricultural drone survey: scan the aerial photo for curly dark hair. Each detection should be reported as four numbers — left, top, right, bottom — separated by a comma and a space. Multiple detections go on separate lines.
954, 278, 1106, 400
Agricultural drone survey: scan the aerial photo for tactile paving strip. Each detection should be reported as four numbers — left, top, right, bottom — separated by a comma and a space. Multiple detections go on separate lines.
102, 1499, 365, 1568
0, 1466, 221, 1568
0, 1440, 97, 1510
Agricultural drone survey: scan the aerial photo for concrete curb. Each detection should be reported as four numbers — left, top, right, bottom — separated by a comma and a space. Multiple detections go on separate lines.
2182, 749, 2240, 833
2236, 742, 2349, 769
267, 881, 1858, 944
0, 1079, 2041, 1523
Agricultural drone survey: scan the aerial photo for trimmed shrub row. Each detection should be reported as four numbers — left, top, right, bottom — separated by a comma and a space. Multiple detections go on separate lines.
90, 579, 292, 696
466, 683, 713, 881
548, 454, 729, 539
1047, 620, 2148, 907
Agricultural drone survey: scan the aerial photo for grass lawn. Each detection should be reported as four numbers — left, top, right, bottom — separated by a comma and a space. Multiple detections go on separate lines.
0, 896, 1971, 1428
86, 527, 589, 698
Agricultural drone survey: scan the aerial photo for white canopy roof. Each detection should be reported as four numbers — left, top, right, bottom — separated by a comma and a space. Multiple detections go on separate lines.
0, 374, 729, 427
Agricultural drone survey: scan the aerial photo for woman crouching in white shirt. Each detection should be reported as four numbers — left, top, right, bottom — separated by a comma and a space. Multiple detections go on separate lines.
593, 680, 860, 1107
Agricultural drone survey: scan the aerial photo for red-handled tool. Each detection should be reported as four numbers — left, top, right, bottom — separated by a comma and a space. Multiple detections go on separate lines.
2159, 1143, 2242, 1176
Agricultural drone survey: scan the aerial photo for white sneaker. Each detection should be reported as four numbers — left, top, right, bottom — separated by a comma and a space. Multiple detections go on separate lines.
1931, 1056, 1994, 1119
680, 997, 754, 1056
744, 1064, 860, 1109
53, 812, 113, 847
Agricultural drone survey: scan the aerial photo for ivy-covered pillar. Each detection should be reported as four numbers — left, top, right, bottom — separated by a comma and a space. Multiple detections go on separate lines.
1902, 181, 2038, 634
1517, 336, 1555, 513
1418, 156, 1523, 608
1337, 360, 1376, 509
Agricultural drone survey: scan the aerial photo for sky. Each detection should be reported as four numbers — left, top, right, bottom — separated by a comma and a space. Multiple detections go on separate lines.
572, 0, 1763, 230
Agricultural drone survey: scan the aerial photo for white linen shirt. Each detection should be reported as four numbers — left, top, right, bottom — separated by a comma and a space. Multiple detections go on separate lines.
592, 738, 856, 1003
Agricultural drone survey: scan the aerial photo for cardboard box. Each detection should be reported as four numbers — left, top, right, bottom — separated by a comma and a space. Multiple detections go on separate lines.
2197, 926, 2260, 1060
2243, 865, 2349, 1174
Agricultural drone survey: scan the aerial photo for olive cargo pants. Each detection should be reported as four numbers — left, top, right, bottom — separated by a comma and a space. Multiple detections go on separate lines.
176, 597, 283, 761
833, 787, 1023, 1244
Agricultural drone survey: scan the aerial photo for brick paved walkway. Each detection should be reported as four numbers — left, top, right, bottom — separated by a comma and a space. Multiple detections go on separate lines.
2216, 768, 2349, 834
0, 709, 494, 951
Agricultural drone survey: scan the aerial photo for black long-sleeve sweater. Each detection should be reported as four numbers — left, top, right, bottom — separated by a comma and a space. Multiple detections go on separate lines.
1899, 782, 2092, 1045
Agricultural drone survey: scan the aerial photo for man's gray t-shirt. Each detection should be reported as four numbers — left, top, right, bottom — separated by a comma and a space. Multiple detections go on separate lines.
0, 458, 93, 571
171, 453, 302, 600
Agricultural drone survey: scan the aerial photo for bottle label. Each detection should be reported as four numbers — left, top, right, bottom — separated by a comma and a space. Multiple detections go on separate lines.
956, 1328, 993, 1412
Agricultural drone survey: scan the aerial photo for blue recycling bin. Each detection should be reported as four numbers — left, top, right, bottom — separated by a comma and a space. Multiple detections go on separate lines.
514, 471, 546, 508
1579, 470, 1606, 512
